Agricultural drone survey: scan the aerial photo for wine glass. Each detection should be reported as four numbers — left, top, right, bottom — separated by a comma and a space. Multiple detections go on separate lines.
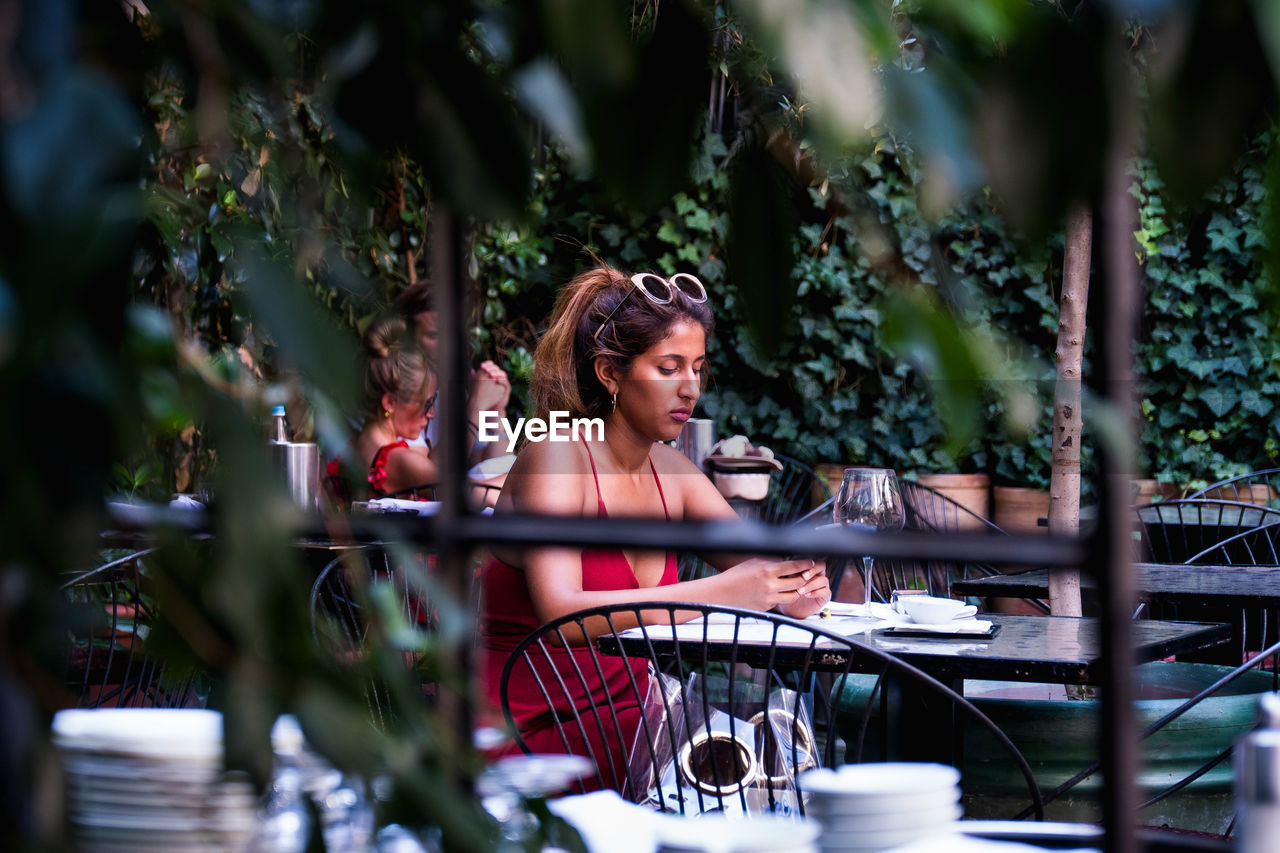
834, 467, 906, 619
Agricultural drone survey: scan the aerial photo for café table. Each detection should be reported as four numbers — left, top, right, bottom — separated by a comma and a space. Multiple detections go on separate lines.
600, 610, 1229, 767
603, 611, 1228, 683
951, 562, 1280, 664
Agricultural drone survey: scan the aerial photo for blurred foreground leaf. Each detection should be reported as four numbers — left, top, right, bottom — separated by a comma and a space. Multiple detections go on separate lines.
726, 146, 799, 352
1149, 0, 1277, 206
543, 0, 709, 212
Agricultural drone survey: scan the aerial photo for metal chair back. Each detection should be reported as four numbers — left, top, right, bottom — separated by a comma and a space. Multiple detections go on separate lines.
1185, 469, 1280, 506
678, 454, 831, 582
61, 549, 206, 709
1014, 638, 1280, 840
497, 601, 1043, 819
1133, 498, 1280, 564
309, 545, 435, 727
727, 454, 829, 526
888, 481, 1012, 600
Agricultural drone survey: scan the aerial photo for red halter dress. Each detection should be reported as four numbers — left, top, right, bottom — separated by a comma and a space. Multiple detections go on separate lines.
479, 444, 678, 792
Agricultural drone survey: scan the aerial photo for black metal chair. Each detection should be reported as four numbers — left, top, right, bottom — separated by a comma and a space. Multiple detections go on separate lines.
763, 454, 831, 525
726, 454, 830, 526
309, 545, 436, 727
1170, 525, 1280, 670
1134, 499, 1280, 564
1185, 469, 1280, 507
1185, 523, 1280, 567
678, 455, 832, 582
497, 601, 1043, 819
811, 482, 1044, 610
1012, 635, 1280, 842
892, 481, 1014, 598
1131, 503, 1280, 669
61, 549, 206, 709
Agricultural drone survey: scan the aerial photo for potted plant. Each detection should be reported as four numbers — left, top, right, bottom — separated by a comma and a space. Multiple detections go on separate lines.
916, 472, 992, 529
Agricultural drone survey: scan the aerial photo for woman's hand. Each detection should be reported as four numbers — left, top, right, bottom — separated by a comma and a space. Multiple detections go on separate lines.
469, 360, 512, 413
717, 557, 828, 614
777, 560, 830, 620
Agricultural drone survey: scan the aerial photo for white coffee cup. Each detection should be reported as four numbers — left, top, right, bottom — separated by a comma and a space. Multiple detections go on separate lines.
900, 595, 976, 624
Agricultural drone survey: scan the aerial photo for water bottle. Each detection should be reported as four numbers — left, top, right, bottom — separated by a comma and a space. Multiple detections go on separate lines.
271, 405, 289, 443
1235, 692, 1280, 852
252, 764, 312, 852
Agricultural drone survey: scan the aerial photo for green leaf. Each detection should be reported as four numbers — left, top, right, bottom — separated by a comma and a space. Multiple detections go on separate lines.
656, 220, 682, 245
1199, 387, 1238, 417
1242, 389, 1274, 416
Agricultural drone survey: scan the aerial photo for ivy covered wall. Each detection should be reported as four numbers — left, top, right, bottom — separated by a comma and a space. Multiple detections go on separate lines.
129, 14, 1279, 497
1131, 132, 1280, 488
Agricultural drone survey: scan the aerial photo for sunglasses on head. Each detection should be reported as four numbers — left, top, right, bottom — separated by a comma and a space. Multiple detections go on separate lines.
593, 273, 709, 341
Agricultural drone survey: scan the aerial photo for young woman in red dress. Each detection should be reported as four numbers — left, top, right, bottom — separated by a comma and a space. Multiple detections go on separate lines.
325, 316, 439, 502
480, 265, 829, 791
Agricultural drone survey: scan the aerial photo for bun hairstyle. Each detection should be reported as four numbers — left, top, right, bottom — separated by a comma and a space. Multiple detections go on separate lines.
361, 315, 433, 422
533, 265, 714, 419
394, 279, 435, 317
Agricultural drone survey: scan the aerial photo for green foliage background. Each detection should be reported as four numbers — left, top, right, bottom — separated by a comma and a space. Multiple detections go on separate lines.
123, 2, 1280, 500
6, 0, 1280, 847
136, 64, 1280, 497
467, 128, 1279, 492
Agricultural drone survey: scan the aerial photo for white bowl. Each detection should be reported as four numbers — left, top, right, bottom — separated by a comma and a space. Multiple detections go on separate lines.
817, 820, 956, 851
899, 595, 970, 625
799, 764, 959, 817
52, 709, 225, 759
802, 763, 959, 795
810, 801, 962, 834
804, 789, 959, 819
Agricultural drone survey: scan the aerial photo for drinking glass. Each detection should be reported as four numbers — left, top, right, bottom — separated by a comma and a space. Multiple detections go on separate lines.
477, 754, 593, 847
834, 467, 906, 619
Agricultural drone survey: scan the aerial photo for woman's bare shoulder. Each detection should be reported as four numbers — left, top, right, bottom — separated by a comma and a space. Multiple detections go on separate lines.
500, 439, 594, 515
507, 437, 591, 475
649, 441, 737, 521
649, 442, 708, 479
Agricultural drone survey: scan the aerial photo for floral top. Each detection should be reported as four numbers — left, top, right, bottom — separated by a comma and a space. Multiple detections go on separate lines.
326, 439, 428, 502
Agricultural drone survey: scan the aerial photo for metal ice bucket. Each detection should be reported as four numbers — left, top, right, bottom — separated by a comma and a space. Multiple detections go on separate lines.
271, 441, 320, 511
676, 418, 717, 469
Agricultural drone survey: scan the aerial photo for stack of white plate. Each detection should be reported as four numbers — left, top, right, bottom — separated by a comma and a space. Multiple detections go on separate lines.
52, 708, 258, 852
800, 763, 962, 853
653, 813, 821, 853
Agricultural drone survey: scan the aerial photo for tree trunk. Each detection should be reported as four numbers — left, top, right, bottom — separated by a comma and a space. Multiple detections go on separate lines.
1048, 205, 1092, 617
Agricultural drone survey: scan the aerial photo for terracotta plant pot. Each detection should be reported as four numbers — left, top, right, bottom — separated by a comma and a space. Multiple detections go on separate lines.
916, 472, 991, 531
813, 462, 845, 507
1200, 483, 1279, 506
1131, 478, 1179, 505
992, 485, 1051, 536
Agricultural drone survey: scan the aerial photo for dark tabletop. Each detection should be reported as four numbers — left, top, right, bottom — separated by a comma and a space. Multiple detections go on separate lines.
951, 563, 1280, 608
603, 613, 1229, 685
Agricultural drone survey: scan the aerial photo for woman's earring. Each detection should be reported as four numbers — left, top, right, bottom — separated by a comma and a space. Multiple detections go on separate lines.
611, 392, 617, 412
383, 409, 392, 419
